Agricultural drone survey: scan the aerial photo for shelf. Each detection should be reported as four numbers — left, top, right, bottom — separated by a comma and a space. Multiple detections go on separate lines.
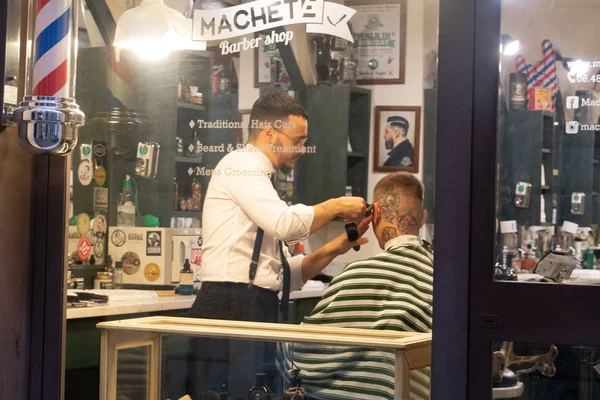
594, 192, 599, 197
349, 86, 371, 95
172, 211, 202, 218
175, 156, 204, 164
541, 185, 550, 191
177, 102, 206, 111
543, 111, 555, 118
595, 159, 599, 165
542, 148, 551, 154
348, 152, 366, 159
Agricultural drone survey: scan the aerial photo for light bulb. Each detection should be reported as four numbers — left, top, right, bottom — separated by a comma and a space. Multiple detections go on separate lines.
503, 40, 520, 56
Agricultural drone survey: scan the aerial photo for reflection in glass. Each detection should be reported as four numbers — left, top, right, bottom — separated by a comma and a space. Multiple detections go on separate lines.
494, 0, 600, 286
492, 341, 600, 400
117, 346, 149, 400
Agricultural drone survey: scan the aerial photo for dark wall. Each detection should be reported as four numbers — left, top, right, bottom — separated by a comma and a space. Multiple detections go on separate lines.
0, 126, 34, 398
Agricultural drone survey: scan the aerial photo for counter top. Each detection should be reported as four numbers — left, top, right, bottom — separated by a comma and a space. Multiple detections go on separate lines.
517, 269, 600, 285
67, 284, 326, 320
67, 294, 196, 320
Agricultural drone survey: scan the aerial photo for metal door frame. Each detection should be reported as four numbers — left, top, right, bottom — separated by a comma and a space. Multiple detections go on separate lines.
432, 0, 600, 398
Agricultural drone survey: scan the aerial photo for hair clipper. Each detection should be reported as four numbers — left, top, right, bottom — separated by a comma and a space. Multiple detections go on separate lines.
345, 203, 373, 251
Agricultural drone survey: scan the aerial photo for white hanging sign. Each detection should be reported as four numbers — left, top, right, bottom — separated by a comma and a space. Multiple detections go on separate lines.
192, 0, 355, 42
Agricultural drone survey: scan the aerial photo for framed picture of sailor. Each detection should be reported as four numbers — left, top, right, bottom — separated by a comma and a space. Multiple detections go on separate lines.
374, 106, 421, 173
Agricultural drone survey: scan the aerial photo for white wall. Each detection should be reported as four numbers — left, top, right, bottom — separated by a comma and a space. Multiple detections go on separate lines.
309, 0, 430, 274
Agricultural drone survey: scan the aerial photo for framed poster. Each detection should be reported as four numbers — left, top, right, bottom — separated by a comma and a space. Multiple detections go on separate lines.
374, 106, 421, 173
254, 33, 286, 88
346, 0, 406, 85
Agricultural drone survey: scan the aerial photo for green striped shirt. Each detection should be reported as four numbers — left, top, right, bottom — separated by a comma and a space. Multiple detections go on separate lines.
282, 235, 433, 400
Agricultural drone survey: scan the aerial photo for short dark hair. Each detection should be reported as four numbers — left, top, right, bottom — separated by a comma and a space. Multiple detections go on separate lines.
374, 172, 424, 203
249, 92, 308, 139
387, 116, 409, 136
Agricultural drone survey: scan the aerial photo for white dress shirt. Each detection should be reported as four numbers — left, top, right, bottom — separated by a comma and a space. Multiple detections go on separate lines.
200, 144, 315, 292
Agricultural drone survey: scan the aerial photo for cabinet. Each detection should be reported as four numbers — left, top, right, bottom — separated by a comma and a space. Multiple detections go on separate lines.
499, 109, 561, 227
74, 48, 238, 230
295, 84, 371, 205
559, 91, 599, 227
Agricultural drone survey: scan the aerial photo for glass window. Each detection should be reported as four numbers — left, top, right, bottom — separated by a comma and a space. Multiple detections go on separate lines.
494, 0, 600, 285
65, 0, 439, 399
491, 340, 600, 400
117, 346, 150, 400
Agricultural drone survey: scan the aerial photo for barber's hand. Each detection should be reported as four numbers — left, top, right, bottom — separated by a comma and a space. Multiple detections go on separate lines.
331, 214, 373, 255
337, 196, 368, 222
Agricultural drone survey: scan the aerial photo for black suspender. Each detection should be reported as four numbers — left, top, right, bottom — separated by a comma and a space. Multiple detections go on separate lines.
248, 227, 264, 288
247, 227, 291, 322
279, 241, 291, 322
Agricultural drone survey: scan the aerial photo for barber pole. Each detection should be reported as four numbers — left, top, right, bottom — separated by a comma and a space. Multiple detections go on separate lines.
541, 39, 558, 107
11, 0, 84, 155
515, 56, 536, 92
515, 55, 527, 75
32, 0, 72, 97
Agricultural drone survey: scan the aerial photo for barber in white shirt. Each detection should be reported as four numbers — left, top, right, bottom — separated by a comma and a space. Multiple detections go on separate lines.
190, 92, 370, 398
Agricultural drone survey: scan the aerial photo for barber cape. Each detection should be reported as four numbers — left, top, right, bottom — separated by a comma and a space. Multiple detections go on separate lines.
279, 235, 433, 400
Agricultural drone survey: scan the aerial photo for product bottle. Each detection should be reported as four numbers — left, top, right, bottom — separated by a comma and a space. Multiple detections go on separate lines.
179, 259, 194, 295
117, 175, 136, 227
521, 243, 538, 271
174, 177, 179, 210
177, 77, 182, 101
219, 384, 229, 400
191, 177, 202, 211
113, 261, 124, 289
284, 370, 306, 400
248, 373, 271, 400
341, 28, 358, 85
186, 123, 202, 159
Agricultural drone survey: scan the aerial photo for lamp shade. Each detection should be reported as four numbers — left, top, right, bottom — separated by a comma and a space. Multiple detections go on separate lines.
114, 0, 205, 53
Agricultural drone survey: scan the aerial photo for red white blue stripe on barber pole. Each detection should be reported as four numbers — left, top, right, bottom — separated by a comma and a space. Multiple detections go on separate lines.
33, 0, 72, 97
541, 40, 558, 97
514, 40, 559, 109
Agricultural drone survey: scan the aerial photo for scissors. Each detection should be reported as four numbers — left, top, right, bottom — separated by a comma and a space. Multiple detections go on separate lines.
345, 203, 374, 251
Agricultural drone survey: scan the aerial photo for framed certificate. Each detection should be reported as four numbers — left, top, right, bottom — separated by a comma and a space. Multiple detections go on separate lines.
346, 0, 407, 85
254, 33, 286, 87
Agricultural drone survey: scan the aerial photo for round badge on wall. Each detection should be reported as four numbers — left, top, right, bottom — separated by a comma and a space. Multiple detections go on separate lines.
77, 213, 91, 236
144, 263, 160, 282
111, 229, 126, 247
94, 165, 107, 186
78, 160, 92, 186
94, 241, 104, 258
121, 252, 141, 275
77, 237, 92, 261
93, 214, 107, 239
87, 229, 97, 245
